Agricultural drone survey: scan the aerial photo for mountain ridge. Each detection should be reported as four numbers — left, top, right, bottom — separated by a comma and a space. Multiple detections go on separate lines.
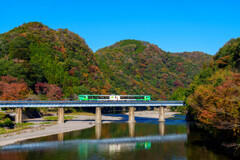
0, 22, 212, 100
95, 39, 212, 99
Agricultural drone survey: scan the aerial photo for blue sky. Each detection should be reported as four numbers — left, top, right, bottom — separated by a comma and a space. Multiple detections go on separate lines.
0, 0, 239, 55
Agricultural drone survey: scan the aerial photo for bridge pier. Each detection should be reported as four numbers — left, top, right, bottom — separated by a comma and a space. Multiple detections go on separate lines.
58, 107, 64, 124
128, 107, 135, 123
95, 107, 102, 124
159, 107, 165, 122
15, 108, 23, 123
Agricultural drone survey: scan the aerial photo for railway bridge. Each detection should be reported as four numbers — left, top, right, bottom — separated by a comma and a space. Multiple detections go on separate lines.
0, 101, 184, 124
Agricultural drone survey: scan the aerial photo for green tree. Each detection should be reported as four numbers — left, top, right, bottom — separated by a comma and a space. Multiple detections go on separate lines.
214, 38, 240, 69
9, 36, 31, 60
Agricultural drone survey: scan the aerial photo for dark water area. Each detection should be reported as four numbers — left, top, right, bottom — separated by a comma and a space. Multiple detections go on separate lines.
0, 115, 231, 160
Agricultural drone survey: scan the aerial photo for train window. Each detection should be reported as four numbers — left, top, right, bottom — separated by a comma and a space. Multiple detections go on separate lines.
98, 96, 109, 99
135, 96, 144, 99
88, 96, 96, 99
120, 96, 145, 99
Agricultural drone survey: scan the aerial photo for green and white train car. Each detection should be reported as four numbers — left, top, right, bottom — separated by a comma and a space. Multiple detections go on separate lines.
78, 95, 151, 101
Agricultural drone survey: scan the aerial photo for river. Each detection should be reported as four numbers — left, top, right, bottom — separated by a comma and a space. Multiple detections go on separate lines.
0, 115, 230, 160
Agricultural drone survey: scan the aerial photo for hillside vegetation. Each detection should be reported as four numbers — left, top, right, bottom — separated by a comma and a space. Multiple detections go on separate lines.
96, 40, 212, 100
177, 37, 240, 158
0, 22, 211, 100
185, 37, 240, 131
0, 22, 106, 100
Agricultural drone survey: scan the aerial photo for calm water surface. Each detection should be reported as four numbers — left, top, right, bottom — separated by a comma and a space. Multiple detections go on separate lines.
0, 115, 230, 160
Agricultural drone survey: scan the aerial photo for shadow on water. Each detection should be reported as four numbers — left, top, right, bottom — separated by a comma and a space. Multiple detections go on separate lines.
0, 114, 231, 160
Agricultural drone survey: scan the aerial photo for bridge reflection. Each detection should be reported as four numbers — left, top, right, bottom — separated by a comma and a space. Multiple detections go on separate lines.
94, 122, 165, 139
159, 122, 165, 136
129, 122, 135, 137
1, 135, 186, 152
57, 133, 64, 141
2, 122, 188, 152
95, 124, 101, 139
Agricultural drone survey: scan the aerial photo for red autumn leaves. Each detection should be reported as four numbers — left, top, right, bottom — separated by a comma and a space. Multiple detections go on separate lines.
35, 82, 63, 100
0, 76, 63, 100
0, 76, 29, 100
188, 72, 240, 130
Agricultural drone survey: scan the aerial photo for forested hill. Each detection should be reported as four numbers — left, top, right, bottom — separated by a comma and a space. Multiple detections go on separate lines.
0, 22, 211, 100
0, 22, 107, 99
173, 51, 212, 68
95, 40, 212, 100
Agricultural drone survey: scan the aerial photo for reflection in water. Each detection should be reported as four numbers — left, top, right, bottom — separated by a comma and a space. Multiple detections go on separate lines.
1, 134, 187, 151
101, 142, 151, 154
57, 133, 64, 141
0, 115, 231, 160
159, 122, 165, 136
78, 143, 88, 160
186, 124, 231, 160
95, 123, 101, 139
77, 142, 152, 159
128, 122, 135, 137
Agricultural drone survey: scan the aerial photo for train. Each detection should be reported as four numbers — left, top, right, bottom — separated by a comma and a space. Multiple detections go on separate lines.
78, 95, 151, 101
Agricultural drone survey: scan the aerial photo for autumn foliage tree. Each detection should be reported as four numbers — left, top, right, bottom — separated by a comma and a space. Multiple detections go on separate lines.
35, 82, 63, 100
187, 71, 240, 130
46, 84, 63, 100
0, 76, 29, 100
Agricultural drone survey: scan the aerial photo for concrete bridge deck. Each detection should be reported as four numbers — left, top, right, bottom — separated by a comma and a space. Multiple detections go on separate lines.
0, 100, 184, 124
0, 100, 184, 107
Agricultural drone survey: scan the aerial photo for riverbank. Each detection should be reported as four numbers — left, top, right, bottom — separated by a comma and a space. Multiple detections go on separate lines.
0, 109, 179, 147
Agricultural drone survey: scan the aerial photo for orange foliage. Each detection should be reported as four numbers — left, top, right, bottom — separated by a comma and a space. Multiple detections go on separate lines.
132, 79, 142, 86
216, 55, 231, 67
188, 72, 240, 130
0, 76, 29, 100
103, 83, 111, 90
89, 65, 100, 73
83, 73, 88, 78
139, 63, 147, 68
120, 91, 127, 95
100, 89, 107, 95
90, 88, 98, 93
